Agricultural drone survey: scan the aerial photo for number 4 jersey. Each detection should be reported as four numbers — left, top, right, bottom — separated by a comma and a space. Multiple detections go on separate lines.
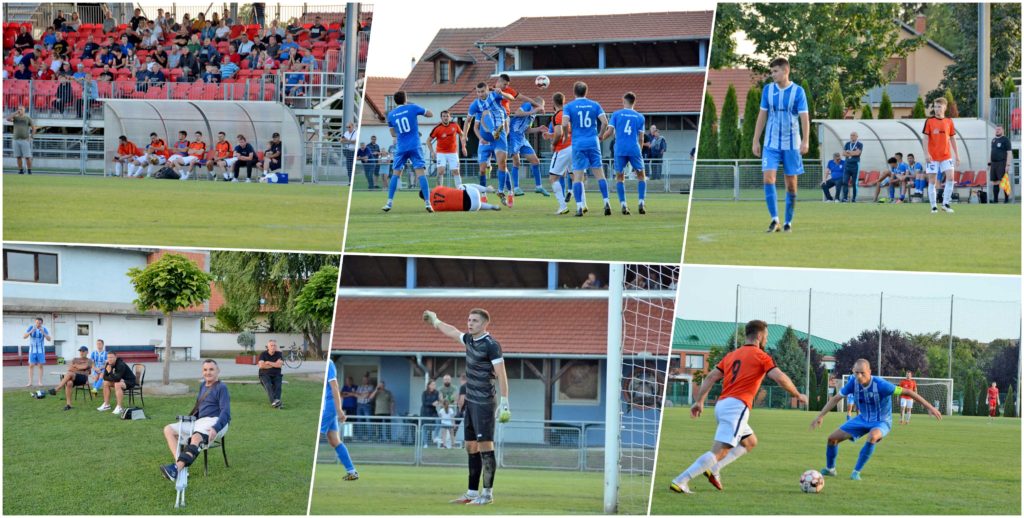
609, 108, 644, 158
715, 344, 779, 408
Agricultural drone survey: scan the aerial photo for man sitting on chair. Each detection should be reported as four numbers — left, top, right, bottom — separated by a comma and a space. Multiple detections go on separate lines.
49, 346, 94, 411
97, 350, 137, 414
161, 359, 231, 482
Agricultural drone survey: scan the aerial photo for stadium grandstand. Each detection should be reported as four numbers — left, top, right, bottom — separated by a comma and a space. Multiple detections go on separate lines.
3, 2, 372, 182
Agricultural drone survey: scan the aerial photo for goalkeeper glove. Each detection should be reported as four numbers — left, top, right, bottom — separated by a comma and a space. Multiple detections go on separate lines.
422, 310, 439, 328
498, 396, 511, 423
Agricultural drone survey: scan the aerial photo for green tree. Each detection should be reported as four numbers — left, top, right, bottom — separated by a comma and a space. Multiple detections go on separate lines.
962, 372, 977, 416
860, 104, 874, 119
699, 92, 719, 160
1004, 385, 1017, 418
772, 327, 808, 402
736, 3, 924, 114
718, 85, 741, 158
741, 86, 761, 158
293, 265, 341, 328
211, 252, 339, 360
802, 80, 819, 158
943, 89, 959, 117
710, 3, 742, 68
826, 82, 845, 119
878, 90, 895, 119
911, 96, 927, 118
807, 365, 819, 411
127, 254, 213, 385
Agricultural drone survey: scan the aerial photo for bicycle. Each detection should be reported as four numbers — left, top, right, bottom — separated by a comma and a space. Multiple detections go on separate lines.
284, 342, 305, 369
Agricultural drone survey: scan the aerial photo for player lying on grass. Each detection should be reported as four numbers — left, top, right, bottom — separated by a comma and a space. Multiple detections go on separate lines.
811, 359, 940, 481
423, 308, 510, 505
322, 359, 359, 480
670, 320, 807, 494
419, 184, 502, 212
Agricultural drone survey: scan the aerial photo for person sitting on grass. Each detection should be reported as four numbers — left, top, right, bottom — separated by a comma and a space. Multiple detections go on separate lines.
97, 350, 136, 414
258, 340, 284, 408
161, 359, 231, 481
49, 346, 94, 411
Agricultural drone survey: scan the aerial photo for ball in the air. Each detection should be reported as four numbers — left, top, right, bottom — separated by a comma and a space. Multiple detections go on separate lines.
799, 469, 824, 493
535, 75, 550, 89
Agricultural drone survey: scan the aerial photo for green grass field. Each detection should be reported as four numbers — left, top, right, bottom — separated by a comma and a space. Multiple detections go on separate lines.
651, 407, 1021, 515
683, 201, 1021, 274
309, 463, 604, 515
2, 377, 324, 514
342, 189, 688, 263
3, 175, 348, 251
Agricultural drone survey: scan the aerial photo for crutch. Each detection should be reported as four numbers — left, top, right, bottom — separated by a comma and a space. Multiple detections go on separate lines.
174, 415, 196, 509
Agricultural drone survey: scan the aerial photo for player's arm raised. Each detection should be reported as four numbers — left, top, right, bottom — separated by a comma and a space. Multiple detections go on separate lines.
751, 108, 768, 157
767, 367, 807, 406
900, 388, 942, 420
690, 368, 723, 418
811, 393, 845, 430
423, 310, 462, 343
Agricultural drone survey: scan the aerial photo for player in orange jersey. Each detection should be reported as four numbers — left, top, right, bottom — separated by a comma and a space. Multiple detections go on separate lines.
208, 131, 235, 181
897, 371, 917, 425
429, 110, 467, 187
170, 131, 208, 180
113, 135, 145, 178
419, 183, 502, 212
542, 91, 578, 214
669, 320, 807, 494
922, 96, 960, 213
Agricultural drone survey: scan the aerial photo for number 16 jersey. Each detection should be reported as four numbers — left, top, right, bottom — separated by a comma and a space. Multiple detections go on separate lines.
715, 344, 778, 408
563, 98, 604, 151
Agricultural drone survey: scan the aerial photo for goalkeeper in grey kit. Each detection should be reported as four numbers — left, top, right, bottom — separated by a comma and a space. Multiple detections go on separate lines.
423, 308, 510, 506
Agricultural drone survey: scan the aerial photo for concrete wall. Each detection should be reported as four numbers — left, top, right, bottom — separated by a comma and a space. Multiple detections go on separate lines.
199, 332, 331, 354
3, 244, 150, 304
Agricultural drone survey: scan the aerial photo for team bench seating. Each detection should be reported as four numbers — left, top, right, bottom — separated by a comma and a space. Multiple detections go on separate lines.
106, 345, 159, 363
2, 345, 58, 366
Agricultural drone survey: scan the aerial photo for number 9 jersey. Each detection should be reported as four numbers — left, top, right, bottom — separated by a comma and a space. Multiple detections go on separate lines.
715, 344, 778, 409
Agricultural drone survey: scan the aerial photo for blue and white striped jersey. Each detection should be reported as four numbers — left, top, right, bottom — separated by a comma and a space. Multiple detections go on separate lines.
760, 82, 809, 151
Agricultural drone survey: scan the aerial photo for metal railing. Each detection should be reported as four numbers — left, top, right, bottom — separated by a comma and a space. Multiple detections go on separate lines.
990, 96, 1020, 140
349, 157, 695, 193
303, 140, 350, 183
318, 416, 610, 472
692, 158, 1021, 202
280, 71, 346, 108
1, 133, 105, 174
161, 4, 372, 28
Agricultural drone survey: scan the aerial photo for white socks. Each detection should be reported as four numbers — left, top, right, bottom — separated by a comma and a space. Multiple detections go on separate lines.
928, 183, 937, 207
114, 162, 122, 176
674, 451, 717, 486
551, 181, 566, 209
454, 175, 463, 188
943, 179, 954, 205
710, 445, 747, 475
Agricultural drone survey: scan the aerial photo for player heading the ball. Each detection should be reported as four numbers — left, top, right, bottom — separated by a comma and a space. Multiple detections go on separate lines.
752, 57, 809, 233
384, 90, 434, 213
423, 308, 510, 506
811, 359, 941, 481
670, 320, 807, 494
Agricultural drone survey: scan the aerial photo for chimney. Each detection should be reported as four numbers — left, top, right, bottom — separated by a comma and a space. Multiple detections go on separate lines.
914, 14, 927, 35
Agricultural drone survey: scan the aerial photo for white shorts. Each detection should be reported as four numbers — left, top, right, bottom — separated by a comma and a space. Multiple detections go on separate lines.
713, 397, 753, 447
436, 152, 459, 171
169, 416, 220, 442
900, 398, 914, 409
222, 157, 239, 167
178, 155, 201, 166
462, 184, 484, 211
926, 159, 955, 175
137, 154, 165, 165
549, 147, 572, 177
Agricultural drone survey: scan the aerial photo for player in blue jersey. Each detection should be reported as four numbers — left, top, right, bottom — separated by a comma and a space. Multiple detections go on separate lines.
752, 57, 809, 233
321, 359, 359, 480
811, 359, 940, 480
906, 153, 925, 197
600, 92, 647, 215
508, 97, 550, 198
562, 81, 609, 217
384, 90, 434, 213
466, 82, 516, 205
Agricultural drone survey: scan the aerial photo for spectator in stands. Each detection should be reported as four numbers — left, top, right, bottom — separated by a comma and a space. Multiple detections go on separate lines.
153, 48, 169, 69
119, 34, 134, 54
299, 47, 318, 71
139, 29, 160, 50
279, 33, 300, 60
224, 43, 242, 65
173, 26, 189, 47
53, 10, 66, 32
52, 31, 69, 59
990, 125, 1013, 203
7, 106, 34, 175
36, 62, 56, 81
129, 8, 146, 31
200, 20, 217, 42
146, 19, 163, 41
220, 59, 239, 80
15, 25, 34, 51
821, 152, 845, 202
53, 75, 75, 114
80, 34, 99, 59
269, 19, 286, 39
310, 17, 328, 41
66, 12, 82, 33
178, 46, 200, 80
841, 131, 863, 202
645, 125, 667, 180
237, 33, 255, 56
421, 380, 440, 448
581, 272, 603, 289
73, 63, 87, 80
59, 61, 74, 77
202, 64, 221, 83
286, 17, 304, 37
159, 360, 231, 483
82, 73, 99, 119
366, 135, 382, 188
192, 13, 209, 34
222, 8, 234, 27
214, 19, 231, 42
264, 34, 282, 60
187, 33, 202, 54
283, 62, 305, 98
98, 64, 114, 81
257, 340, 284, 408
210, 132, 234, 180
231, 134, 258, 182
102, 7, 117, 34
41, 27, 57, 49
49, 346, 94, 411
97, 350, 137, 413
132, 62, 151, 92
341, 376, 358, 418
198, 37, 220, 67
261, 132, 283, 178
355, 374, 374, 440
372, 380, 395, 442
13, 61, 32, 80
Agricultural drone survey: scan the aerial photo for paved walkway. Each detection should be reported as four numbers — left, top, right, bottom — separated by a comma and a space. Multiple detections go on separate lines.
4, 358, 327, 390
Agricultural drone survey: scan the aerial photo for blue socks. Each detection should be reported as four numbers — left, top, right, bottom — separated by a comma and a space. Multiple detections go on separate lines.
480, 173, 487, 186
855, 441, 875, 472
573, 181, 584, 207
418, 175, 430, 205
598, 178, 609, 202
764, 184, 778, 219
335, 443, 355, 473
387, 175, 399, 201
826, 443, 838, 470
784, 191, 796, 224
888, 185, 895, 200
497, 170, 507, 192
511, 166, 520, 189
616, 181, 626, 204
531, 164, 541, 186
638, 180, 646, 202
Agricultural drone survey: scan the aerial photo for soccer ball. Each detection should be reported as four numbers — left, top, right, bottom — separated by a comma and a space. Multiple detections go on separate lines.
799, 469, 824, 493
535, 75, 550, 89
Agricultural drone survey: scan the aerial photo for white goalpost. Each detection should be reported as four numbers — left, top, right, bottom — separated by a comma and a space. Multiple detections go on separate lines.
840, 375, 954, 416
604, 264, 678, 514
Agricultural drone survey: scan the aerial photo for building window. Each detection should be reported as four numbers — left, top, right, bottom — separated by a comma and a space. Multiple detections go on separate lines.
437, 59, 451, 83
555, 359, 600, 403
885, 57, 908, 84
3, 249, 58, 284
384, 95, 395, 113
685, 354, 704, 370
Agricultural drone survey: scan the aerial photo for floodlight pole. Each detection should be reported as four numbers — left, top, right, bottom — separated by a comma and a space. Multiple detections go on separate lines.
947, 295, 955, 379
341, 4, 359, 131
603, 264, 625, 514
977, 3, 991, 121
877, 292, 884, 376
805, 289, 812, 408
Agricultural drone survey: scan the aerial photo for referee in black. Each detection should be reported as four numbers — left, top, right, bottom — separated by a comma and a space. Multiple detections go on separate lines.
424, 308, 510, 506
989, 125, 1012, 203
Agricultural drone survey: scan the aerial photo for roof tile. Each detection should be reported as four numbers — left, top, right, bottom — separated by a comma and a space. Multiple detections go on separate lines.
480, 11, 714, 46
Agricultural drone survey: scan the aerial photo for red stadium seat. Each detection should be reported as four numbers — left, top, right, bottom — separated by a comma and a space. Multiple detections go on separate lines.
858, 171, 879, 187
971, 170, 989, 187
257, 150, 265, 161
144, 86, 166, 99
229, 24, 244, 39
83, 58, 95, 68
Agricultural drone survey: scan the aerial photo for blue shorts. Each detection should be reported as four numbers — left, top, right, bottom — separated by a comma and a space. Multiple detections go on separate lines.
762, 147, 804, 176
509, 135, 535, 157
572, 147, 602, 171
840, 416, 890, 442
491, 131, 508, 153
29, 352, 45, 365
391, 148, 424, 171
477, 144, 496, 164
614, 154, 645, 173
320, 406, 338, 434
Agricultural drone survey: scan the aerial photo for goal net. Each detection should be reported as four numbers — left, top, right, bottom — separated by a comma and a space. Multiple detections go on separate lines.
840, 375, 954, 416
605, 263, 678, 515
